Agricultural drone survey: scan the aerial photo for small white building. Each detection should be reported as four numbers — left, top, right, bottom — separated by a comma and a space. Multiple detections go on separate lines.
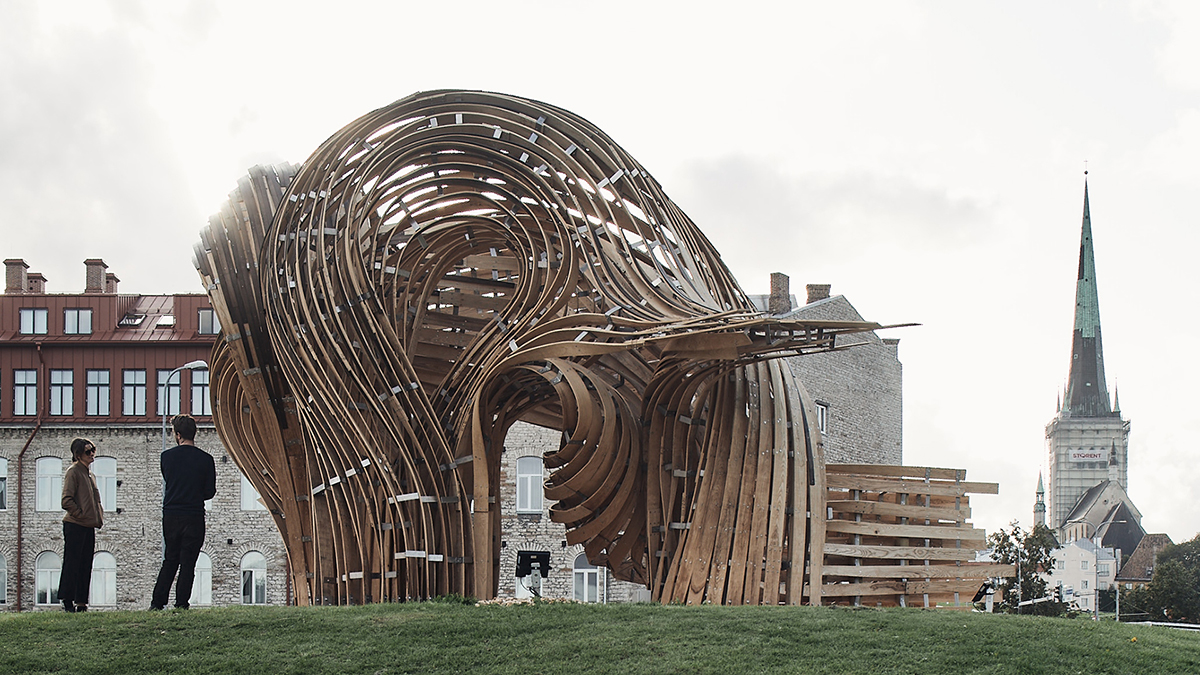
1043, 539, 1118, 612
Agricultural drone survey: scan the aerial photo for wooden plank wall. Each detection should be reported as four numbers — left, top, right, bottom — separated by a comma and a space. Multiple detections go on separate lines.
814, 464, 1014, 609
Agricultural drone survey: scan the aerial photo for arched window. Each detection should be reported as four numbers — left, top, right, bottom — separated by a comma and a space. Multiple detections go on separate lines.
573, 553, 600, 603
241, 474, 267, 511
35, 457, 62, 512
189, 552, 213, 606
93, 457, 117, 512
90, 552, 116, 606
0, 552, 7, 604
515, 456, 543, 514
0, 457, 8, 510
35, 552, 61, 605
240, 551, 267, 605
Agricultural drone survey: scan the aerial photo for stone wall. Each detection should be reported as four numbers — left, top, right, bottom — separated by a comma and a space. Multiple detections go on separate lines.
0, 424, 286, 611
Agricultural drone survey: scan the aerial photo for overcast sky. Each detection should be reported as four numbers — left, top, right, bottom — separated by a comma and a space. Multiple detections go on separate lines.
3, 0, 1197, 544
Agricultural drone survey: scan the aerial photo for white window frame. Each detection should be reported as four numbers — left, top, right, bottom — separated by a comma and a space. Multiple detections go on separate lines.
1081, 560, 1089, 571
14, 369, 37, 416
0, 457, 7, 511
0, 552, 7, 604
515, 456, 543, 514
573, 553, 601, 603
122, 369, 146, 416
191, 369, 211, 416
63, 308, 92, 335
189, 552, 213, 606
198, 308, 220, 335
49, 369, 73, 416
35, 551, 60, 605
157, 369, 181, 417
19, 308, 48, 335
90, 551, 117, 606
241, 551, 267, 605
241, 473, 267, 511
815, 402, 829, 434
35, 457, 62, 512
86, 369, 110, 416
93, 456, 117, 512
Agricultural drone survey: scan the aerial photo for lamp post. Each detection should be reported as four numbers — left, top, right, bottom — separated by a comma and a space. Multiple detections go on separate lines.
161, 360, 208, 452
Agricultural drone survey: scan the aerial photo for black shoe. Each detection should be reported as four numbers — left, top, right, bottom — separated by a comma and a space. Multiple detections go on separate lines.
74, 604, 88, 613
61, 600, 76, 613
148, 605, 164, 611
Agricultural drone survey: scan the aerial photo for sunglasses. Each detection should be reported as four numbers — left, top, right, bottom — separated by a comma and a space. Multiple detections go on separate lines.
84, 447, 96, 455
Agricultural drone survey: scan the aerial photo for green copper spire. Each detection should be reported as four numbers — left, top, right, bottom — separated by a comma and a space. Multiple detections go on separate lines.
1063, 177, 1114, 417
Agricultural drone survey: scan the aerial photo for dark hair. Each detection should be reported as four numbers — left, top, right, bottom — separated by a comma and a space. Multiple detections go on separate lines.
70, 438, 95, 461
172, 414, 198, 441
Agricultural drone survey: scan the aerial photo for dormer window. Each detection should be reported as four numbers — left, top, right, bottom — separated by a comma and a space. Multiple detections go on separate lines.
198, 308, 220, 335
155, 315, 176, 328
19, 308, 48, 334
64, 308, 93, 335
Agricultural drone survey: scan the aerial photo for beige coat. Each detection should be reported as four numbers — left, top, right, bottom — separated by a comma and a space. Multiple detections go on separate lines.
61, 461, 104, 529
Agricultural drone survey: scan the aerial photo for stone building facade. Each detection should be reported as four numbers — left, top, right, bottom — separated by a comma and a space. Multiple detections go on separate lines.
0, 426, 286, 611
0, 258, 286, 612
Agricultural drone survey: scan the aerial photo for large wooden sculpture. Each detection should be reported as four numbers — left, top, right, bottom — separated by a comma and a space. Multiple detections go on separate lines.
196, 90, 1005, 607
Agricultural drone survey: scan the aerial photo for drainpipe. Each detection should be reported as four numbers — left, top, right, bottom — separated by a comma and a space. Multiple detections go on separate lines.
15, 342, 46, 611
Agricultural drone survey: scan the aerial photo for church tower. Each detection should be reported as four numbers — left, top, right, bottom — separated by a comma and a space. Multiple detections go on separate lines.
1045, 176, 1131, 533
1034, 473, 1046, 529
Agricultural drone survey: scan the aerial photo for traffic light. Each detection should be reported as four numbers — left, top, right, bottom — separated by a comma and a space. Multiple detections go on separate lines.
1054, 582, 1063, 603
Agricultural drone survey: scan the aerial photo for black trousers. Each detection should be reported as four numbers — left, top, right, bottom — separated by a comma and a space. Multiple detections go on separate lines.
151, 514, 206, 609
59, 521, 96, 605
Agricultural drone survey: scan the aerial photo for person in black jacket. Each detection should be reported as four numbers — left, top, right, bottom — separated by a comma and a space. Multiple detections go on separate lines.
150, 414, 216, 610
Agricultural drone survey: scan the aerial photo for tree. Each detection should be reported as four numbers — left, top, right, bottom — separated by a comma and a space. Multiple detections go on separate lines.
986, 521, 1066, 616
1126, 534, 1200, 623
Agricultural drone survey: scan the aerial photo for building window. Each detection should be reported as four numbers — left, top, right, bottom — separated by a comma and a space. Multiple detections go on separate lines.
36, 552, 61, 605
191, 369, 211, 416
189, 552, 213, 606
0, 457, 7, 510
36, 457, 62, 512
86, 370, 110, 416
198, 308, 220, 335
94, 456, 117, 512
90, 552, 116, 606
815, 402, 829, 434
1081, 560, 1089, 571
241, 551, 267, 604
19, 308, 48, 335
157, 370, 181, 417
515, 456, 543, 514
63, 309, 92, 335
573, 553, 600, 603
0, 553, 6, 604
49, 369, 73, 416
1082, 579, 1089, 590
1056, 560, 1065, 570
241, 473, 267, 511
122, 370, 146, 416
1098, 563, 1110, 576
14, 369, 37, 416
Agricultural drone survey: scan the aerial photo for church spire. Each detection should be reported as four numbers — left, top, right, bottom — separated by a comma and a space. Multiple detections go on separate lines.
1063, 176, 1114, 417
1034, 472, 1047, 528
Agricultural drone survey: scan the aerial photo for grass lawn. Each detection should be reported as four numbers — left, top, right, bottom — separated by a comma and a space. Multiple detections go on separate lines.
1, 601, 1197, 674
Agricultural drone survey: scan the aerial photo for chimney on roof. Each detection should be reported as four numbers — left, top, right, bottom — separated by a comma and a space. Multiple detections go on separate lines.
806, 284, 831, 304
5, 259, 29, 294
27, 272, 47, 294
84, 259, 108, 294
768, 272, 791, 314
105, 272, 119, 294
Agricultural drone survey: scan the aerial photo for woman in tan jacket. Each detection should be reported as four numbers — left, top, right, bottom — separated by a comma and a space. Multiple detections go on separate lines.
59, 438, 103, 612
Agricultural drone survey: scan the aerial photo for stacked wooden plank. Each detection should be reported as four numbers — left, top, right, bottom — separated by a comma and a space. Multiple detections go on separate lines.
193, 90, 999, 607
813, 465, 1013, 608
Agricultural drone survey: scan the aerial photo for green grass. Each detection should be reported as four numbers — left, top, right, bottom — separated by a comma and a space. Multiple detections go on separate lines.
1, 602, 1197, 675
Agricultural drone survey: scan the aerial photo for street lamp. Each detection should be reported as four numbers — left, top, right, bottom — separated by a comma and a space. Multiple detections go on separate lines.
161, 360, 208, 452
